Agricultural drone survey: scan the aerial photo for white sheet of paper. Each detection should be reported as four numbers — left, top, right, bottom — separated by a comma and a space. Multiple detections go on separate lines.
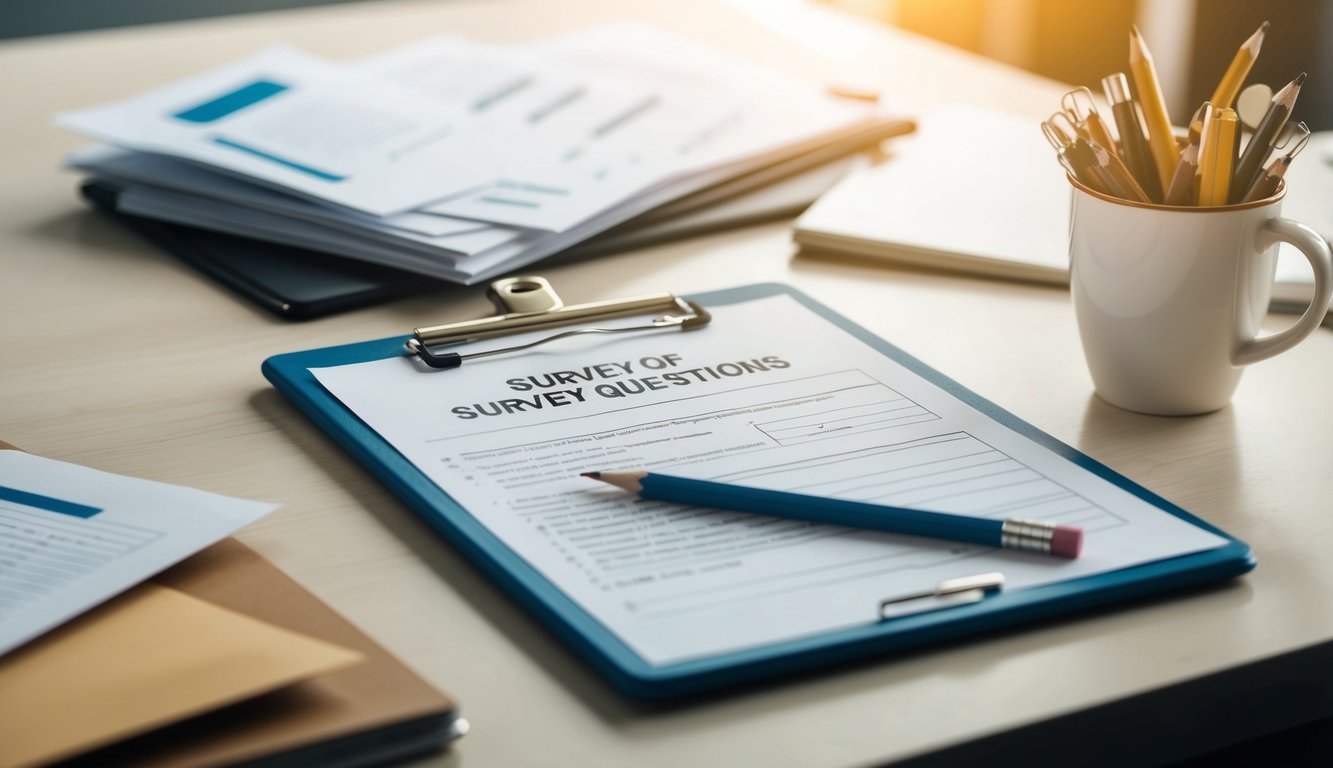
55, 46, 494, 217
0, 452, 275, 656
115, 183, 524, 258
109, 187, 526, 281
363, 36, 738, 232
373, 26, 878, 232
311, 294, 1227, 666
67, 145, 486, 238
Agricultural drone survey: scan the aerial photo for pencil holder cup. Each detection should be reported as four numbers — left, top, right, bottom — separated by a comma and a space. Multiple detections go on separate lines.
1068, 179, 1332, 415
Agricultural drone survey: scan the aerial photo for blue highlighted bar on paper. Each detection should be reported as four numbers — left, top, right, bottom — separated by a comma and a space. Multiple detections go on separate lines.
172, 79, 289, 124
212, 137, 346, 182
0, 486, 101, 518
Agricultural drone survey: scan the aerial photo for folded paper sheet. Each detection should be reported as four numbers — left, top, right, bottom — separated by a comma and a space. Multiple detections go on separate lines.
0, 451, 275, 656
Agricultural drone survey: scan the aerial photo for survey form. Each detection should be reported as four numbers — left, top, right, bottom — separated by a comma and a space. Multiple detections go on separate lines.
312, 294, 1226, 666
0, 452, 275, 656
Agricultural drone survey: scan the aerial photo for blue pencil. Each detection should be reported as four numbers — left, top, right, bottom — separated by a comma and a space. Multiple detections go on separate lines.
581, 470, 1083, 559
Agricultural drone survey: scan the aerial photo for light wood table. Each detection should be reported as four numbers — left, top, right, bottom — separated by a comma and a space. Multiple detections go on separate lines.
3, 1, 1332, 765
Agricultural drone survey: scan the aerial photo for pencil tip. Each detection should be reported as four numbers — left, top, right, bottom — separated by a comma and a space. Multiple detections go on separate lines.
580, 471, 602, 479
1248, 21, 1269, 51
1296, 72, 1308, 85
1128, 26, 1148, 57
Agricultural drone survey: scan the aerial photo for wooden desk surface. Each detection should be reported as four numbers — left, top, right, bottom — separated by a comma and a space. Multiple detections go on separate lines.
4, 1, 1332, 765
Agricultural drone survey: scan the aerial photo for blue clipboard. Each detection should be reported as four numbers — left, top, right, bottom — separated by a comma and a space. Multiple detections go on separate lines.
263, 282, 1254, 699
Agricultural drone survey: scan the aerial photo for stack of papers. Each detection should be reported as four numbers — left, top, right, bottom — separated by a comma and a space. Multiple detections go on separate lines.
58, 23, 903, 284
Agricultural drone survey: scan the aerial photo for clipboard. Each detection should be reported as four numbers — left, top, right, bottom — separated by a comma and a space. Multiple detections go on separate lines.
263, 279, 1254, 699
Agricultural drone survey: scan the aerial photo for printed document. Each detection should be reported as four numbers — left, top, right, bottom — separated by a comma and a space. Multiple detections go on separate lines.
0, 452, 274, 655
55, 46, 496, 216
56, 25, 899, 283
364, 25, 873, 232
312, 294, 1227, 666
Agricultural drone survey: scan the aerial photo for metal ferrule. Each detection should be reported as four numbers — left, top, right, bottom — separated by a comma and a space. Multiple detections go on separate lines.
1000, 518, 1057, 554
1101, 72, 1132, 106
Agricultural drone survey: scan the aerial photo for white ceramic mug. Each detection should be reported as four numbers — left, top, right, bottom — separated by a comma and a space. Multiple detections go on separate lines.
1069, 180, 1332, 415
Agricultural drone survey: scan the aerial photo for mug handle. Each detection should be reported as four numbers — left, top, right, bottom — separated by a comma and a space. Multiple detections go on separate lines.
1233, 217, 1333, 366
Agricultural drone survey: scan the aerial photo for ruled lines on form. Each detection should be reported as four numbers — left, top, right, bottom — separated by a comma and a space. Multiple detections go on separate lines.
0, 503, 160, 620
508, 431, 1124, 583
310, 292, 1230, 665
0, 451, 274, 656
715, 432, 1124, 531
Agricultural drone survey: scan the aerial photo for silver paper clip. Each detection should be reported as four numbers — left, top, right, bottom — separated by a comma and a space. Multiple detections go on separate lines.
404, 276, 712, 370
1273, 120, 1312, 157
878, 572, 1005, 621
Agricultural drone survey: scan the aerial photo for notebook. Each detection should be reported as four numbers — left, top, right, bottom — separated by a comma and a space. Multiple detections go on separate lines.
794, 104, 1069, 284
795, 105, 1333, 320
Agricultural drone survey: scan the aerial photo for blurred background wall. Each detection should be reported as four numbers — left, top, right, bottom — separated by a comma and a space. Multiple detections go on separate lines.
2, 0, 1329, 127
0, 0, 361, 38
837, 0, 1333, 128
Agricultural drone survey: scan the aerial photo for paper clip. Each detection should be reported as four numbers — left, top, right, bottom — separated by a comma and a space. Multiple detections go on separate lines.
1042, 118, 1090, 187
1045, 112, 1125, 196
1059, 86, 1118, 154
1236, 121, 1314, 203
1047, 112, 1150, 203
1041, 116, 1074, 150
404, 276, 712, 370
878, 572, 1005, 620
1059, 86, 1097, 123
1273, 120, 1312, 158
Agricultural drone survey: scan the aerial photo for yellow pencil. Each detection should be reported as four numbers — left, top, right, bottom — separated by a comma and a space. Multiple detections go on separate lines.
1198, 108, 1238, 206
1209, 22, 1268, 110
1196, 110, 1218, 205
1128, 26, 1180, 192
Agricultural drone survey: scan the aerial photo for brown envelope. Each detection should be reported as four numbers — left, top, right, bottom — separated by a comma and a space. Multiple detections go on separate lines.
0, 582, 364, 767
60, 539, 460, 768
0, 442, 459, 767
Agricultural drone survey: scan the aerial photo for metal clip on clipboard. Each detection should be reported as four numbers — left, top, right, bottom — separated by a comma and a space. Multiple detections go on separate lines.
878, 572, 1005, 621
404, 276, 712, 370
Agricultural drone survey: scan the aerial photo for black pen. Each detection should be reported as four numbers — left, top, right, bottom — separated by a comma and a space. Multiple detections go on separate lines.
1102, 73, 1163, 202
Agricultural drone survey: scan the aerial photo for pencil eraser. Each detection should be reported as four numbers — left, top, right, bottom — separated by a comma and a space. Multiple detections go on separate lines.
1050, 525, 1084, 559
